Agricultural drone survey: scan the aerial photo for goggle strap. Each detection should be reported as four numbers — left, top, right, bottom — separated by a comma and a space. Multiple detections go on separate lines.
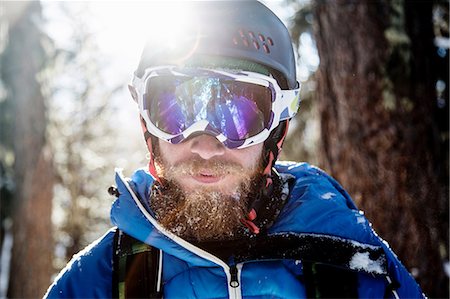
279, 89, 300, 120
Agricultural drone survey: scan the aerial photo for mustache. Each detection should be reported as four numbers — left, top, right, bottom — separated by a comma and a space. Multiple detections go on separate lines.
167, 158, 246, 177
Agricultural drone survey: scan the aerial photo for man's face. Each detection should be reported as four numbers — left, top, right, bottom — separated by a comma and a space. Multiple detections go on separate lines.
151, 134, 264, 241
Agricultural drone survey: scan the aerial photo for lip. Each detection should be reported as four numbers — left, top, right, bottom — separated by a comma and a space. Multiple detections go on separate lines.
190, 172, 223, 184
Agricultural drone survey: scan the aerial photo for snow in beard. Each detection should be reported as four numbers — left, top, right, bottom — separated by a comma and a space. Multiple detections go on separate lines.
150, 156, 260, 241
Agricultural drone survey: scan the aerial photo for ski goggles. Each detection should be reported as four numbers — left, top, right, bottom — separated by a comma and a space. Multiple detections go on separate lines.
130, 66, 300, 149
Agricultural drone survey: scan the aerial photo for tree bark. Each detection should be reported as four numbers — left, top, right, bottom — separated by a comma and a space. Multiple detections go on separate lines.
313, 0, 448, 297
9, 150, 53, 298
1, 1, 54, 297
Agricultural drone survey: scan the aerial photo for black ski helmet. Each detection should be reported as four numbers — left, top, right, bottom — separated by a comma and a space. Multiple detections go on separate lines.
135, 1, 298, 90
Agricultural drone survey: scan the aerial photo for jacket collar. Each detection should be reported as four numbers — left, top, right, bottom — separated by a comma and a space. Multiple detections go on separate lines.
110, 163, 387, 274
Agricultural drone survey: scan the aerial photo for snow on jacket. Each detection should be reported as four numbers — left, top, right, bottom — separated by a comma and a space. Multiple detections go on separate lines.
45, 162, 424, 298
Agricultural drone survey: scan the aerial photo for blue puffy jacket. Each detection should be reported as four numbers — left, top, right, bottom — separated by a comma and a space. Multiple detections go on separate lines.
45, 162, 424, 298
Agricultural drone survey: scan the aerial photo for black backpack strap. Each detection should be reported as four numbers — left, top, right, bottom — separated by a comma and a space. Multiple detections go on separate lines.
224, 233, 388, 276
112, 229, 163, 299
303, 261, 359, 298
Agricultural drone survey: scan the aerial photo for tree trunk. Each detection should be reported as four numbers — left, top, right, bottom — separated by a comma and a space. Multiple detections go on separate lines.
1, 1, 54, 297
9, 151, 53, 298
313, 0, 448, 297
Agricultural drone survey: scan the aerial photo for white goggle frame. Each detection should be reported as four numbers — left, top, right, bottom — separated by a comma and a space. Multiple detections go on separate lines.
130, 66, 301, 149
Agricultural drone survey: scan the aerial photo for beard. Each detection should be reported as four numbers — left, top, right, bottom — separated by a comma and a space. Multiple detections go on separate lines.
150, 151, 264, 242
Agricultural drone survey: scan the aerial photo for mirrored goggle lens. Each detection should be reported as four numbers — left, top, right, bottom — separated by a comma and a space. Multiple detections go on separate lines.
143, 75, 273, 141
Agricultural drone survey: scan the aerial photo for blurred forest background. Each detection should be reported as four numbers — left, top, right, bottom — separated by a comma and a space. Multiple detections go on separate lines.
0, 0, 448, 298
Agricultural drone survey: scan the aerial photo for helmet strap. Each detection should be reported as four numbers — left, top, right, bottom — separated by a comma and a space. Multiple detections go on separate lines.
243, 121, 290, 234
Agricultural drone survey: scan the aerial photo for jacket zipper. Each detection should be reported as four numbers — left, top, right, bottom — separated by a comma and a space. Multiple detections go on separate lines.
230, 265, 239, 288
228, 263, 243, 299
118, 171, 243, 298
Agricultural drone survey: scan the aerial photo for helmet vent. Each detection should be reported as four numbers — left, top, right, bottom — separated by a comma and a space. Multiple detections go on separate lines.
235, 28, 274, 54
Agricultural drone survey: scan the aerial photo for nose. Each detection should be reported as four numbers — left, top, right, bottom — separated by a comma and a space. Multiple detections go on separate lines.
189, 134, 225, 160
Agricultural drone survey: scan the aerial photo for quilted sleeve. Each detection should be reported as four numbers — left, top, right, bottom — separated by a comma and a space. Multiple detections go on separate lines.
43, 229, 115, 299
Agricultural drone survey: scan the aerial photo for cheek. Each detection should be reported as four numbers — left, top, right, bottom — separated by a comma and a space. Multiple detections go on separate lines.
156, 140, 188, 167
236, 143, 264, 170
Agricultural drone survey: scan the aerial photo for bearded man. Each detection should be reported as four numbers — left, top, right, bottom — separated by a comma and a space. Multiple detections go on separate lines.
45, 1, 424, 298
